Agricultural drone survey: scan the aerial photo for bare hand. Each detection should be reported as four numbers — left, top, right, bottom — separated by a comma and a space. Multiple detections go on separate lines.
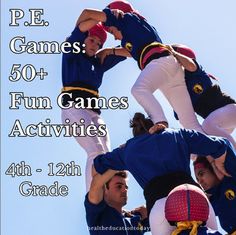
149, 122, 167, 134
96, 48, 112, 64
111, 9, 124, 18
165, 44, 175, 54
131, 206, 147, 220
206, 153, 231, 180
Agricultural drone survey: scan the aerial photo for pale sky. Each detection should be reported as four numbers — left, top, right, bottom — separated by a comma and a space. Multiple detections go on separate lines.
1, 1, 236, 235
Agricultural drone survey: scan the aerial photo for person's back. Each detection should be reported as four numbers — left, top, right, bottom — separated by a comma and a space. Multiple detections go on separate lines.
112, 125, 226, 189
171, 44, 236, 149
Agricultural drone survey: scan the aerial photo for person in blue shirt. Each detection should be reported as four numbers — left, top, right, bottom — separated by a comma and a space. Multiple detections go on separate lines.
61, 12, 129, 191
85, 169, 150, 235
92, 112, 233, 235
165, 184, 223, 235
194, 155, 236, 234
166, 44, 236, 149
77, 0, 203, 133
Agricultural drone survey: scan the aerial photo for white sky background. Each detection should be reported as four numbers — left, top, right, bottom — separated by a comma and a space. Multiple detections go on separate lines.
1, 0, 236, 235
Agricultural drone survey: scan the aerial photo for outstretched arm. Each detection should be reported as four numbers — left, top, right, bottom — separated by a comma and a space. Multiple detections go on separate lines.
97, 47, 131, 64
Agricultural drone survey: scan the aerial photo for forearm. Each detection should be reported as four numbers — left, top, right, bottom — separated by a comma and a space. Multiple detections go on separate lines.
92, 166, 117, 187
114, 47, 132, 57
101, 47, 131, 57
172, 51, 197, 72
78, 19, 98, 32
89, 168, 118, 204
77, 9, 107, 26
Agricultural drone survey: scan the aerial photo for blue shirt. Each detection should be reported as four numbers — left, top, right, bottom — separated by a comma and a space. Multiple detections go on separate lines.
62, 27, 126, 89
206, 147, 236, 234
94, 128, 228, 189
84, 194, 149, 235
103, 8, 162, 61
185, 61, 213, 106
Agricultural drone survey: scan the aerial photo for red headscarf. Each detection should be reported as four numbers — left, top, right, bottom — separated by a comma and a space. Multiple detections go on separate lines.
172, 44, 196, 59
107, 0, 145, 19
88, 23, 107, 46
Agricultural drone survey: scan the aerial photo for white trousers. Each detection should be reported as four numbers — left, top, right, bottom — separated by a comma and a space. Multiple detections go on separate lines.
61, 108, 110, 191
131, 56, 203, 132
149, 197, 218, 235
202, 103, 236, 149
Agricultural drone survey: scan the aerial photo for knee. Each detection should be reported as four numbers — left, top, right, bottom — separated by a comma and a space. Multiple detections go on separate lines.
131, 85, 139, 98
202, 118, 217, 134
131, 83, 147, 98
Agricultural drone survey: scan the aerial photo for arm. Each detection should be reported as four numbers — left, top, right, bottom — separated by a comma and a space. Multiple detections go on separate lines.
130, 206, 150, 234
181, 129, 228, 159
94, 147, 127, 174
222, 140, 236, 180
113, 47, 131, 57
131, 206, 148, 222
88, 167, 118, 204
166, 45, 197, 72
84, 168, 118, 228
96, 47, 131, 65
76, 9, 107, 32
77, 8, 125, 33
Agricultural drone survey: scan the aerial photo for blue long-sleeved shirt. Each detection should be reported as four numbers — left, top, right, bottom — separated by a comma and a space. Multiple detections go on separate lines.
184, 61, 213, 106
207, 177, 236, 234
84, 194, 149, 235
62, 27, 126, 89
103, 8, 162, 61
94, 128, 228, 189
174, 61, 235, 119
206, 144, 236, 234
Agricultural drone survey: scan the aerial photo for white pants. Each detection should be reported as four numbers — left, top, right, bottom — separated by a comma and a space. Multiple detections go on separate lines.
131, 56, 203, 132
61, 108, 110, 191
149, 197, 218, 235
202, 104, 236, 149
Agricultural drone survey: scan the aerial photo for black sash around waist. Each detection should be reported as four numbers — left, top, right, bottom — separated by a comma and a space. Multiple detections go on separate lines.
143, 171, 200, 216
194, 84, 235, 118
61, 88, 101, 115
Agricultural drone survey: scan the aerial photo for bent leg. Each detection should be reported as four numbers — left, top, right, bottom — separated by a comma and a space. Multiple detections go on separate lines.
202, 104, 236, 149
131, 57, 177, 124
61, 108, 107, 191
149, 197, 175, 235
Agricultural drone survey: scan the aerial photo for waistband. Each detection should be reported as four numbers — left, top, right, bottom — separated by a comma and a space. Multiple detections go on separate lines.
61, 86, 99, 97
139, 42, 170, 70
143, 171, 199, 216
